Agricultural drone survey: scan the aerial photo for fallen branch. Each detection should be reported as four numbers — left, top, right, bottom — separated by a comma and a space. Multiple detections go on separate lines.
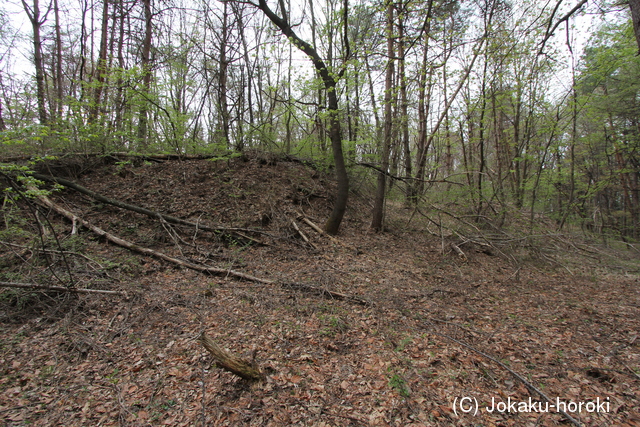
296, 211, 356, 251
423, 322, 582, 427
0, 281, 125, 296
356, 162, 463, 185
291, 219, 316, 249
198, 332, 264, 381
450, 242, 467, 261
1, 240, 106, 267
282, 282, 370, 306
36, 193, 370, 305
31, 173, 266, 245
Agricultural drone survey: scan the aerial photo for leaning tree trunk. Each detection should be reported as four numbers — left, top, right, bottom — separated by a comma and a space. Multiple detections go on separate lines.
255, 0, 349, 235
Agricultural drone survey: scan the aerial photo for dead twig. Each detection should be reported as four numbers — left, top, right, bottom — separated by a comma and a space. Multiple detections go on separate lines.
296, 211, 358, 252
37, 193, 371, 305
0, 240, 106, 269
450, 242, 467, 261
30, 173, 266, 245
291, 219, 316, 249
0, 281, 125, 296
422, 322, 583, 427
428, 317, 488, 337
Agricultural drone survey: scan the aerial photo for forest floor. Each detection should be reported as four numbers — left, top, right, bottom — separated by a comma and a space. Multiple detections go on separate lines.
1, 154, 639, 426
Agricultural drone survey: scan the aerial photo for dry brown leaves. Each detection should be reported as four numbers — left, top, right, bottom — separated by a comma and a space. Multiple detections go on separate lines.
1, 157, 639, 426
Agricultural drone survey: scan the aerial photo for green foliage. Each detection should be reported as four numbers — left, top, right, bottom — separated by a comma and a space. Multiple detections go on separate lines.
318, 314, 348, 337
1, 158, 61, 200
1, 125, 54, 156
114, 160, 132, 173
394, 336, 412, 353
204, 145, 243, 162
569, 16, 640, 234
388, 372, 410, 398
105, 368, 120, 384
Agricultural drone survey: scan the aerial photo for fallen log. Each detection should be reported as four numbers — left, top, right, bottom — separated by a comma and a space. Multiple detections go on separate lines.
198, 332, 264, 382
31, 173, 266, 245
36, 193, 370, 305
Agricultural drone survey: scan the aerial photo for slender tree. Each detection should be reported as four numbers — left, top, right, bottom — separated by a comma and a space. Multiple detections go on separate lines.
21, 0, 49, 125
631, 0, 640, 53
89, 0, 110, 124
137, 0, 153, 147
370, 1, 394, 232
252, 0, 350, 234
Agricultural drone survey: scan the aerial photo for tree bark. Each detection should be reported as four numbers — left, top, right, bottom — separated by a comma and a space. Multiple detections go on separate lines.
89, 0, 110, 124
630, 0, 640, 54
21, 0, 49, 125
53, 0, 64, 122
0, 82, 6, 130
137, 0, 153, 147
398, 14, 412, 206
198, 333, 264, 382
217, 0, 231, 148
254, 0, 349, 235
414, 0, 434, 200
370, 2, 395, 232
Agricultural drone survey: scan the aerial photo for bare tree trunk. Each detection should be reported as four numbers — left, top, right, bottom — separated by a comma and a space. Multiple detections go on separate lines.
217, 0, 231, 148
232, 1, 253, 151
284, 4, 293, 154
365, 55, 381, 143
90, 0, 110, 124
137, 0, 152, 148
255, 0, 349, 235
0, 72, 6, 130
629, 0, 640, 54
308, 0, 326, 152
414, 0, 434, 200
0, 104, 6, 131
398, 14, 411, 205
558, 56, 578, 230
53, 0, 64, 122
370, 1, 394, 232
113, 0, 126, 146
21, 0, 49, 125
477, 61, 488, 217
79, 0, 88, 100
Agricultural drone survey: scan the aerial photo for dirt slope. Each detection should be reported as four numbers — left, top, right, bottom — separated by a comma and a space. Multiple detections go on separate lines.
1, 155, 639, 426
